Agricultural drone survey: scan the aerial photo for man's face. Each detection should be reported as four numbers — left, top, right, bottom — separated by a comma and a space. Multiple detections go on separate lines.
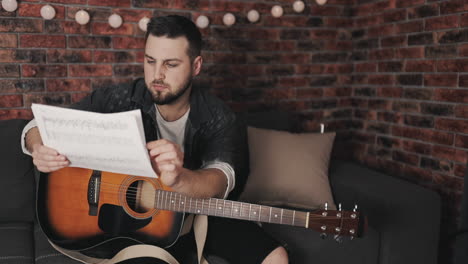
144, 35, 200, 105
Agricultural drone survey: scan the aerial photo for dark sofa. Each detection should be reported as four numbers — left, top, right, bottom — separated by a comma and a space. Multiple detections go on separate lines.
1, 117, 441, 264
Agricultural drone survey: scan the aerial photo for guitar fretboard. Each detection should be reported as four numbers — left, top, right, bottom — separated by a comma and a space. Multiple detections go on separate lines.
154, 189, 308, 228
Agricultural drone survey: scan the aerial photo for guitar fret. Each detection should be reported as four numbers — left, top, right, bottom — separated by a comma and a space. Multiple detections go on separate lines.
280, 209, 284, 224
258, 205, 262, 221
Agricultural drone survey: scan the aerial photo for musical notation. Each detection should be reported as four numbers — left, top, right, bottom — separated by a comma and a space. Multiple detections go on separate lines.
31, 104, 157, 178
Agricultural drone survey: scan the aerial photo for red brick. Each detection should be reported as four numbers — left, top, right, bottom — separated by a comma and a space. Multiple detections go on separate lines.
296, 65, 324, 75
324, 87, 352, 97
396, 21, 424, 34
278, 77, 308, 88
433, 173, 464, 191
45, 0, 86, 3
434, 89, 468, 103
18, 3, 65, 19
24, 93, 70, 107
46, 79, 91, 92
355, 16, 381, 28
425, 15, 460, 31
368, 24, 395, 38
455, 105, 468, 119
405, 60, 435, 72
462, 13, 468, 27
22, 65, 67, 77
113, 37, 145, 49
454, 164, 467, 178
440, 0, 468, 14
68, 36, 111, 49
369, 49, 395, 60
396, 0, 425, 8
432, 145, 468, 163
368, 74, 395, 85
45, 21, 90, 35
0, 110, 33, 121
0, 79, 44, 93
383, 9, 407, 23
47, 50, 92, 63
20, 35, 65, 48
424, 74, 458, 87
0, 65, 19, 77
392, 126, 454, 145
114, 9, 153, 22
455, 134, 468, 148
377, 87, 403, 98
403, 140, 432, 155
69, 65, 113, 77
92, 23, 134, 36
93, 51, 135, 63
0, 18, 42, 33
379, 61, 403, 72
396, 47, 425, 59
393, 150, 420, 165
0, 34, 17, 47
435, 118, 468, 134
436, 59, 468, 72
381, 35, 407, 47
355, 62, 377, 73
311, 5, 345, 16
67, 7, 111, 22
0, 95, 23, 108
0, 49, 45, 63
460, 44, 468, 57
296, 88, 323, 99
71, 93, 90, 104
88, 0, 130, 7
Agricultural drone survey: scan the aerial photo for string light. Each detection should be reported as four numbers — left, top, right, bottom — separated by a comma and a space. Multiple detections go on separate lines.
195, 15, 209, 29
138, 16, 150, 32
1, 0, 18, 12
223, 13, 236, 27
75, 10, 90, 25
293, 1, 305, 13
247, 9, 260, 23
40, 5, 56, 20
316, 0, 328, 5
108, 13, 123, 28
271, 5, 283, 18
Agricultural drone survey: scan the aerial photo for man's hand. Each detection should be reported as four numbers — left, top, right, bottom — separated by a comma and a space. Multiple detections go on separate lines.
147, 139, 185, 187
31, 144, 69, 173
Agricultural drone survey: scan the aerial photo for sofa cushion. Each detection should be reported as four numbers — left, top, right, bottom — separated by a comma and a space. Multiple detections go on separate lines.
0, 223, 34, 264
34, 225, 82, 264
239, 127, 336, 210
0, 119, 35, 222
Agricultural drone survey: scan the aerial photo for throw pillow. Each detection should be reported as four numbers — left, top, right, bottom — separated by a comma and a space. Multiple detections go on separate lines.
239, 127, 336, 210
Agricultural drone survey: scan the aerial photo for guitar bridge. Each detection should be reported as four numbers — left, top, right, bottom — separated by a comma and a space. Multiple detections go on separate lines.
87, 170, 102, 216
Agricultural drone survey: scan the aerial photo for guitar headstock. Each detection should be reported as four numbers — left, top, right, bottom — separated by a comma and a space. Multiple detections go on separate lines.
307, 203, 367, 241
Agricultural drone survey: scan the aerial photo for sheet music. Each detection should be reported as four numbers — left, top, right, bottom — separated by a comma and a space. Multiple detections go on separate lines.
31, 103, 157, 178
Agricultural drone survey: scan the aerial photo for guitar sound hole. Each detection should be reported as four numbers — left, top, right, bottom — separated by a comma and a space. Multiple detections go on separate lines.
125, 180, 155, 214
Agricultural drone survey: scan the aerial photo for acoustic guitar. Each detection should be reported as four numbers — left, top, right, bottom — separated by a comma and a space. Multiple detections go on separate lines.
37, 167, 366, 258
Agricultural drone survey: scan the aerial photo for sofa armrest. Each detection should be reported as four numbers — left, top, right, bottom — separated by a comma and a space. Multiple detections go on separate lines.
329, 160, 441, 264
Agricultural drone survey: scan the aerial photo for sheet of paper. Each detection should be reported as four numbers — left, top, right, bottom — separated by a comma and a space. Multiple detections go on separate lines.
31, 103, 157, 178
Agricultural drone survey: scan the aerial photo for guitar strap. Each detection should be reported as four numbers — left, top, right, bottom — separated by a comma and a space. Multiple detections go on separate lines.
48, 214, 209, 264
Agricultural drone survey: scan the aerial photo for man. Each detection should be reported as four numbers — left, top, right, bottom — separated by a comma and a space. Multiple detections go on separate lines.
22, 15, 288, 264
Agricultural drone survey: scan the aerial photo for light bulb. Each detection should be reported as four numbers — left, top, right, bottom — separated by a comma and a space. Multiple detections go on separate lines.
1, 0, 18, 12
138, 16, 150, 32
316, 0, 327, 5
271, 5, 283, 18
223, 13, 236, 27
108, 13, 122, 29
40, 5, 56, 20
196, 15, 209, 29
247, 10, 260, 23
293, 1, 305, 13
75, 10, 90, 25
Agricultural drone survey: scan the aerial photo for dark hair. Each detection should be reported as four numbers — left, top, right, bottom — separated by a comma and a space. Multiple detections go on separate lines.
145, 15, 202, 61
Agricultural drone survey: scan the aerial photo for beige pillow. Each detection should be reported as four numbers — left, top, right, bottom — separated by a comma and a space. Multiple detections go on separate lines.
239, 127, 336, 210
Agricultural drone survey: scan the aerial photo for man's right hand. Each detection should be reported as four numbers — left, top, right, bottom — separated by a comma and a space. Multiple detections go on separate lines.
31, 144, 69, 173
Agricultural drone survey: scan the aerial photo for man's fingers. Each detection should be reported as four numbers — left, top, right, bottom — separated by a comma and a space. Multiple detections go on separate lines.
34, 159, 69, 168
155, 151, 177, 162
37, 145, 59, 156
149, 143, 178, 157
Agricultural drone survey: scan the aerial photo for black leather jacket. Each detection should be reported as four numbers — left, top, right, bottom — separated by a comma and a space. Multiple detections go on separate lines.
70, 78, 249, 200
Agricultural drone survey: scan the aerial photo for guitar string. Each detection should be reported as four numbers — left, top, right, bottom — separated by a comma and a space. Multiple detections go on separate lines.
95, 183, 356, 221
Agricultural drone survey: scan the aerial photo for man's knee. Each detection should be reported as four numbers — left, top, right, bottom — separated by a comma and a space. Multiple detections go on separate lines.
262, 246, 288, 264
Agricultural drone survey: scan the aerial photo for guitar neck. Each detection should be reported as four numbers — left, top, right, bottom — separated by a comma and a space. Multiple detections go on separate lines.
154, 189, 309, 228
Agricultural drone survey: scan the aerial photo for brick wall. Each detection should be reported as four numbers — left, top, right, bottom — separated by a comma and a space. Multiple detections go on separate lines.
0, 0, 467, 261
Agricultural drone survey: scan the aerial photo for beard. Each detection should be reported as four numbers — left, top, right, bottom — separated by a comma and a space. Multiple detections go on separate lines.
148, 75, 192, 105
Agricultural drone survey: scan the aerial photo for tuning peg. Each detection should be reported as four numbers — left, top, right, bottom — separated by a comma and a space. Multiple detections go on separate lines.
320, 233, 327, 239
334, 234, 343, 244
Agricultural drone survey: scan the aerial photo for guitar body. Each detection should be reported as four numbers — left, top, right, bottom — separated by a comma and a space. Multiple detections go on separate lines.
37, 167, 184, 257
